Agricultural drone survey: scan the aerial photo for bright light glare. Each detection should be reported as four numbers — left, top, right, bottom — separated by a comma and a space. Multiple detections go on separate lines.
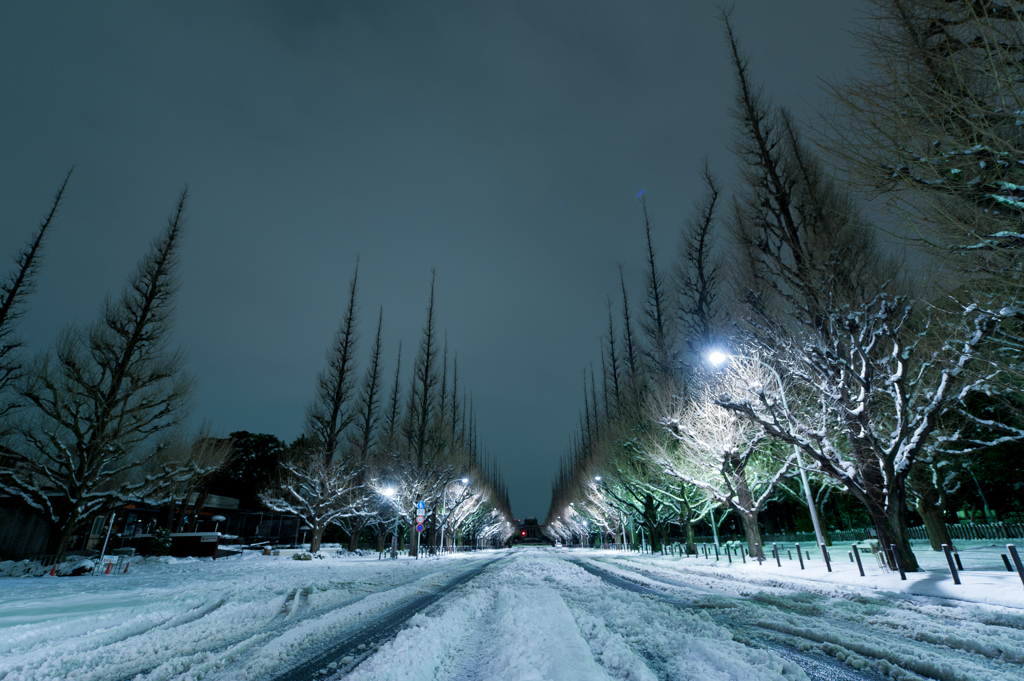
594, 475, 602, 481
708, 350, 729, 366
382, 488, 396, 498
582, 520, 588, 526
461, 477, 469, 484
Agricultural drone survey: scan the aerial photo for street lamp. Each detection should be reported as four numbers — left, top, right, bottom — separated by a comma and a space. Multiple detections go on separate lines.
383, 487, 400, 559
211, 515, 226, 534
299, 525, 312, 547
707, 349, 826, 551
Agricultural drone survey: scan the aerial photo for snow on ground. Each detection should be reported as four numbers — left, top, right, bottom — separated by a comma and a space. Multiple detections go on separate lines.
2, 545, 1023, 680
580, 542, 1024, 680
347, 550, 802, 681
617, 540, 1024, 609
0, 550, 482, 681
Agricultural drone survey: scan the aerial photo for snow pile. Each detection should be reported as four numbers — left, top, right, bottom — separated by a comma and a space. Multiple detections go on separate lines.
0, 559, 96, 578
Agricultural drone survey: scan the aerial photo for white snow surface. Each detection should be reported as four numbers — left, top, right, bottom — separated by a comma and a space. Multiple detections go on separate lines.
1, 546, 1023, 680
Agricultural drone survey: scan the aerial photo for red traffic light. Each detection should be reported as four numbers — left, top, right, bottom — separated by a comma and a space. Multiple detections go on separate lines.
521, 531, 526, 536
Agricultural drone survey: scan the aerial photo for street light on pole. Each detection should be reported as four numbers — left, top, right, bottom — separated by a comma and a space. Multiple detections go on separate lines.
707, 349, 826, 550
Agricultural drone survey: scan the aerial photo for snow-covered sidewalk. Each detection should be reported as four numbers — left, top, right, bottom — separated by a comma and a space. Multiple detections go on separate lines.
593, 540, 1024, 610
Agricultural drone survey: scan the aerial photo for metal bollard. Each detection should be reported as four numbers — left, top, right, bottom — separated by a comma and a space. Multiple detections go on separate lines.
773, 542, 781, 567
727, 545, 732, 563
714, 544, 719, 561
788, 549, 793, 561
953, 551, 964, 572
1002, 554, 1014, 572
890, 544, 906, 580
796, 542, 805, 570
852, 544, 864, 577
1008, 545, 1024, 588
821, 543, 832, 572
942, 544, 961, 585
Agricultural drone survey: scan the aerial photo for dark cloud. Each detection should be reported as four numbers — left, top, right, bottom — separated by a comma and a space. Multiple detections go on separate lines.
0, 1, 865, 518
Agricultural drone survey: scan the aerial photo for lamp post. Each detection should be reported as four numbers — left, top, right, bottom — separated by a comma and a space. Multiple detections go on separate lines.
707, 350, 826, 550
383, 488, 400, 559
299, 525, 312, 548
211, 515, 226, 534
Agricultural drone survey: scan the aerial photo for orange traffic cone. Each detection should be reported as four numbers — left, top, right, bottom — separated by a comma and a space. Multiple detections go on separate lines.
123, 561, 129, 574
104, 561, 112, 575
49, 564, 56, 576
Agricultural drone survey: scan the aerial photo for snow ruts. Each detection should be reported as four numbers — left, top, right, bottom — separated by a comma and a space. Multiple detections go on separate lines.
0, 556, 490, 681
571, 558, 874, 681
585, 554, 1024, 681
265, 555, 505, 681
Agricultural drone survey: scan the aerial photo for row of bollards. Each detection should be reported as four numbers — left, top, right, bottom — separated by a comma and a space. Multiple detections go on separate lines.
667, 540, 1024, 590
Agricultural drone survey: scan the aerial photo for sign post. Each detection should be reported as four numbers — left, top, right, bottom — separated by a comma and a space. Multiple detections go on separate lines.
414, 501, 425, 559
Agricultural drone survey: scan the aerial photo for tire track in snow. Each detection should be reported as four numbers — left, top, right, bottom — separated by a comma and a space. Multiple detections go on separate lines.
264, 556, 506, 681
95, 559, 489, 681
569, 558, 880, 681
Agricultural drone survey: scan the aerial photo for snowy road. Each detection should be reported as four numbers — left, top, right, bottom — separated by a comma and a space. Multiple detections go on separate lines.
2, 548, 1023, 680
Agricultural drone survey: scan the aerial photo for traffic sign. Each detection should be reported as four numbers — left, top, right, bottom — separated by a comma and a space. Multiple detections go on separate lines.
416, 501, 425, 510
416, 515, 425, 524
415, 523, 425, 533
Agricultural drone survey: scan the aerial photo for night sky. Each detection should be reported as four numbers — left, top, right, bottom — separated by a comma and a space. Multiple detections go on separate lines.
0, 2, 864, 519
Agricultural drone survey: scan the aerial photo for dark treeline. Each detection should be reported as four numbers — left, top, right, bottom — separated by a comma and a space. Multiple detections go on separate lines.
547, 1, 1024, 572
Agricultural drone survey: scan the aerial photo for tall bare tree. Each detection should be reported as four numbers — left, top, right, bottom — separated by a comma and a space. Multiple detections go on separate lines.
0, 169, 72, 436
2, 189, 194, 561
307, 263, 360, 465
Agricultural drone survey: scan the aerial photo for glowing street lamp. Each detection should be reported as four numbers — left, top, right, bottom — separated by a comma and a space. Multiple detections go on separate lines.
705, 349, 826, 551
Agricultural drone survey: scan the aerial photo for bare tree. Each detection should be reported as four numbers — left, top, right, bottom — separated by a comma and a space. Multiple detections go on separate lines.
674, 160, 725, 362
1, 189, 194, 562
716, 14, 1015, 571
261, 449, 367, 554
307, 263, 360, 466
656, 357, 795, 555
826, 0, 1024, 292
0, 170, 72, 437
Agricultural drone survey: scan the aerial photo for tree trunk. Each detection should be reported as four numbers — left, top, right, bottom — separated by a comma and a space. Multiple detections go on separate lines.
910, 462, 950, 551
43, 499, 81, 564
916, 496, 950, 551
739, 511, 762, 557
375, 526, 384, 553
348, 526, 360, 552
855, 482, 920, 572
730, 465, 762, 556
310, 525, 324, 554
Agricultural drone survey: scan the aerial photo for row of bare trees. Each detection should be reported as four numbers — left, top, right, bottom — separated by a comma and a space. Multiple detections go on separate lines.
547, 1, 1024, 573
256, 266, 512, 552
0, 181, 513, 564
259, 267, 514, 554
